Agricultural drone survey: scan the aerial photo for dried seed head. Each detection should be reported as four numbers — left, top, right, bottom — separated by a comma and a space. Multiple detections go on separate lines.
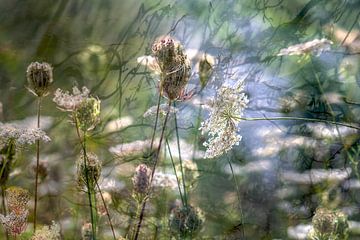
26, 62, 53, 97
132, 164, 150, 195
152, 36, 191, 100
75, 97, 101, 132
77, 152, 102, 190
309, 207, 349, 240
0, 210, 28, 236
169, 205, 203, 238
6, 186, 30, 214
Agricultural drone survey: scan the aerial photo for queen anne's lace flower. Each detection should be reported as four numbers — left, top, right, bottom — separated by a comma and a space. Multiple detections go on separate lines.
0, 210, 28, 236
200, 81, 248, 158
53, 86, 90, 111
0, 123, 51, 147
31, 221, 61, 240
277, 38, 333, 56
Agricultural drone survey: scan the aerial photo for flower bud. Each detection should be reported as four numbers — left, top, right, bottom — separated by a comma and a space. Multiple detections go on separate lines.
77, 152, 102, 190
152, 36, 191, 100
26, 62, 53, 97
169, 205, 202, 238
132, 164, 150, 195
75, 97, 101, 132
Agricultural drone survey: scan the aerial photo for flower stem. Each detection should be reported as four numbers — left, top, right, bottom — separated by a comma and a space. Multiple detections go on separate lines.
75, 120, 97, 240
239, 116, 360, 130
33, 97, 42, 232
133, 100, 172, 240
173, 102, 188, 207
96, 181, 116, 240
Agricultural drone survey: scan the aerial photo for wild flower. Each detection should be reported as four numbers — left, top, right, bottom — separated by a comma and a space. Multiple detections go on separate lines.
0, 187, 30, 236
53, 86, 90, 112
152, 36, 191, 100
199, 80, 248, 158
77, 152, 102, 190
81, 222, 94, 240
0, 122, 51, 147
31, 221, 61, 240
153, 171, 178, 190
307, 207, 349, 240
26, 62, 53, 97
109, 139, 156, 159
132, 164, 150, 195
277, 38, 333, 56
169, 205, 203, 238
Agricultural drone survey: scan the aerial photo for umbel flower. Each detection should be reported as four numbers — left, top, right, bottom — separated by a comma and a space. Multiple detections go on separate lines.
152, 36, 191, 100
77, 152, 102, 190
31, 221, 61, 240
308, 207, 349, 240
0, 187, 30, 236
200, 80, 248, 158
132, 164, 150, 195
53, 86, 101, 131
26, 62, 53, 97
277, 38, 333, 56
0, 122, 51, 147
169, 205, 203, 238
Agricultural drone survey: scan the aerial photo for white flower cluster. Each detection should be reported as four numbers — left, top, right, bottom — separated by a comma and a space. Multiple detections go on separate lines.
200, 81, 248, 158
143, 104, 178, 118
0, 123, 51, 146
277, 38, 333, 56
53, 86, 90, 111
31, 221, 61, 240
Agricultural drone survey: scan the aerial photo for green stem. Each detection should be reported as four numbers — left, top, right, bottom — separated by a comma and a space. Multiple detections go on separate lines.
96, 181, 116, 240
166, 139, 184, 205
34, 97, 42, 232
173, 102, 188, 207
134, 100, 172, 240
239, 116, 360, 130
75, 119, 97, 240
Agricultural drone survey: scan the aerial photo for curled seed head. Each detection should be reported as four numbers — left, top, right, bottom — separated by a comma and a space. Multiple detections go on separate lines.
75, 97, 101, 132
26, 62, 53, 97
152, 36, 191, 100
6, 186, 30, 214
169, 205, 203, 238
77, 152, 102, 190
132, 164, 150, 195
310, 207, 349, 239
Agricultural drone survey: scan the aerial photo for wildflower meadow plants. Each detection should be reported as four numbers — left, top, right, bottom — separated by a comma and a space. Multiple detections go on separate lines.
3, 1, 360, 239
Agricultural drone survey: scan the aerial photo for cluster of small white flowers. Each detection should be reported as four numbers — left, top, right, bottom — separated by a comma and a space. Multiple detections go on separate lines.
109, 139, 158, 159
277, 38, 333, 56
143, 104, 178, 118
153, 171, 178, 190
0, 123, 51, 146
200, 80, 248, 158
31, 221, 61, 240
53, 86, 90, 111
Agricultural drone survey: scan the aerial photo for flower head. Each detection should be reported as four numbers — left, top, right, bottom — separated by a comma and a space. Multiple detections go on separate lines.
169, 205, 203, 238
31, 221, 60, 240
75, 97, 101, 132
77, 152, 102, 190
200, 80, 248, 158
277, 38, 333, 56
132, 164, 150, 195
152, 36, 191, 100
0, 210, 28, 236
6, 186, 30, 214
26, 62, 53, 97
53, 86, 90, 112
0, 123, 51, 147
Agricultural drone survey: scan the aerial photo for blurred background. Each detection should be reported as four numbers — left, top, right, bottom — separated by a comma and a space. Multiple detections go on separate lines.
1, 0, 360, 239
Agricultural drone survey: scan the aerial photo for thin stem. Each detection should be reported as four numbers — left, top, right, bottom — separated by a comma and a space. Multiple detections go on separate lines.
74, 120, 97, 240
134, 100, 172, 240
1, 186, 9, 240
173, 102, 188, 206
33, 97, 42, 232
150, 94, 162, 149
96, 181, 116, 240
166, 139, 184, 204
227, 157, 245, 238
239, 116, 360, 130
